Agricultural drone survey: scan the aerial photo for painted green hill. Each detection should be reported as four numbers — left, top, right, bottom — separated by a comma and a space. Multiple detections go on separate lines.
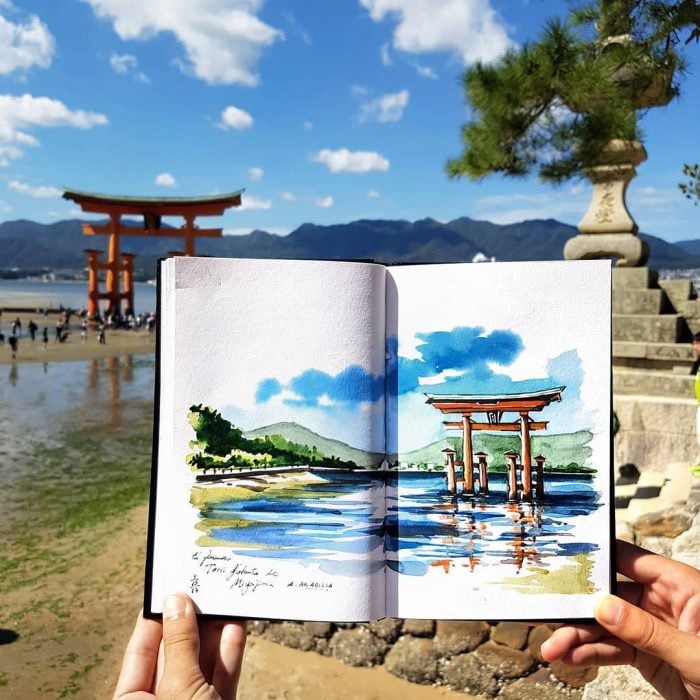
401, 430, 594, 472
244, 422, 383, 469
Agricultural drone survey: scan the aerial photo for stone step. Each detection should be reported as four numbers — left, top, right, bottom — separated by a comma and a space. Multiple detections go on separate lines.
612, 267, 659, 291
613, 314, 683, 343
659, 279, 695, 311
613, 366, 695, 397
613, 393, 696, 471
613, 341, 694, 362
612, 288, 671, 315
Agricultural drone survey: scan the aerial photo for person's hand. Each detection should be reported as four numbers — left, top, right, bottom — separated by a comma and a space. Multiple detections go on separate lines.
113, 593, 247, 699
541, 540, 700, 700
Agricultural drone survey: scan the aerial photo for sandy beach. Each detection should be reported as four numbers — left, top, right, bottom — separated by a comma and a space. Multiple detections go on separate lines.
0, 306, 475, 699
0, 309, 156, 365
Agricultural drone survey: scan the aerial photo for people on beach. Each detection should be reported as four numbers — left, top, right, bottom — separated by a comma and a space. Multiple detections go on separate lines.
81, 319, 88, 342
98, 323, 106, 345
8, 333, 17, 359
42, 326, 48, 349
12, 317, 21, 336
28, 319, 38, 341
113, 594, 246, 700
541, 539, 700, 700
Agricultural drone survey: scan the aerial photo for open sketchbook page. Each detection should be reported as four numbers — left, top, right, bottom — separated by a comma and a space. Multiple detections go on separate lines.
148, 257, 388, 621
384, 260, 612, 621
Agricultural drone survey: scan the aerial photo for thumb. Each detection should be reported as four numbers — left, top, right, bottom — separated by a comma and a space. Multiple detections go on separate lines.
158, 594, 207, 697
595, 594, 693, 671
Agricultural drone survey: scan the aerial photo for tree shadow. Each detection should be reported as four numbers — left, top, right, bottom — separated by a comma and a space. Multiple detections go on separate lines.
0, 629, 19, 645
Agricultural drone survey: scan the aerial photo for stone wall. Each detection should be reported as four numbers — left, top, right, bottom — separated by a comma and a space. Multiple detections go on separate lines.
248, 617, 595, 698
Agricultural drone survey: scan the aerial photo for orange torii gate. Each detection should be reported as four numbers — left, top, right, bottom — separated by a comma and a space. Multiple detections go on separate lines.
63, 188, 243, 318
425, 387, 565, 499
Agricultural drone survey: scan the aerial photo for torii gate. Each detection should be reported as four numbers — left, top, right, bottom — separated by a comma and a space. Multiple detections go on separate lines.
425, 387, 565, 499
63, 188, 243, 318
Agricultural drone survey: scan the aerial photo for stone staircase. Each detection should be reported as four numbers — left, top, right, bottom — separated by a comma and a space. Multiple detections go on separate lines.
612, 267, 700, 470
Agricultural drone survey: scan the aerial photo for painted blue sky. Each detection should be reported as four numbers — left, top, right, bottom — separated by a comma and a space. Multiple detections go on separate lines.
254, 327, 588, 452
0, 1, 698, 243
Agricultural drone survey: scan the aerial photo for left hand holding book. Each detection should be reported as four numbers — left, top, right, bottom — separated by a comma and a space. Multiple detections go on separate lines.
113, 594, 247, 700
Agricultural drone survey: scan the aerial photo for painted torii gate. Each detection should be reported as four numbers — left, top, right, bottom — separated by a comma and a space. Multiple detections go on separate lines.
425, 387, 565, 499
63, 188, 243, 318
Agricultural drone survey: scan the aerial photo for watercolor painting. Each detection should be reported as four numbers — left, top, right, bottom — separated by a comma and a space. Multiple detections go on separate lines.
184, 316, 604, 594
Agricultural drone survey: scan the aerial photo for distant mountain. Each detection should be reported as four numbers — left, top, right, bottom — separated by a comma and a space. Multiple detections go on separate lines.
1, 216, 699, 274
244, 421, 383, 469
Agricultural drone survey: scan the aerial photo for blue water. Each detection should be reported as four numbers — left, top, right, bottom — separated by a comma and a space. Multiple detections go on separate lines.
196, 469, 601, 577
0, 279, 157, 313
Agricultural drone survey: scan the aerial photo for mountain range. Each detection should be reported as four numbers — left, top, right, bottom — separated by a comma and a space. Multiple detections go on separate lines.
1, 216, 699, 276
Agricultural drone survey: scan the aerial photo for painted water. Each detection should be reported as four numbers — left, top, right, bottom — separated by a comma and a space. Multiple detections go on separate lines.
194, 469, 601, 579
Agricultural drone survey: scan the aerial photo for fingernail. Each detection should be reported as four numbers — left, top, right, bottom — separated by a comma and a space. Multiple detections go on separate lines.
164, 594, 187, 621
596, 595, 624, 626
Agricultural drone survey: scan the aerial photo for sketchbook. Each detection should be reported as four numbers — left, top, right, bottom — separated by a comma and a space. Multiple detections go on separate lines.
145, 257, 613, 622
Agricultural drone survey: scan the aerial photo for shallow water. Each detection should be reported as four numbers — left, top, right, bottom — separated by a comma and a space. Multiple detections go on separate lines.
0, 355, 155, 542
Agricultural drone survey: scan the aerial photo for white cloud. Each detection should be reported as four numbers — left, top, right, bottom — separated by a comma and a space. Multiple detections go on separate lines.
238, 194, 271, 210
368, 189, 380, 198
360, 0, 513, 64
0, 6, 54, 75
81, 0, 283, 86
8, 179, 61, 198
0, 94, 108, 165
359, 89, 409, 123
248, 166, 263, 181
314, 195, 333, 208
474, 191, 588, 225
219, 105, 253, 130
224, 225, 290, 236
312, 148, 390, 174
414, 62, 437, 79
351, 84, 369, 97
380, 43, 392, 66
281, 191, 296, 201
302, 120, 313, 131
155, 172, 176, 187
109, 52, 150, 82
0, 199, 11, 212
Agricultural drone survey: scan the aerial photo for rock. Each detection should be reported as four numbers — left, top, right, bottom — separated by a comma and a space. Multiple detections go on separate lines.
491, 622, 530, 650
304, 621, 333, 638
500, 668, 584, 700
329, 627, 387, 667
474, 641, 536, 679
615, 519, 635, 544
671, 523, 700, 569
550, 661, 598, 688
246, 620, 268, 636
636, 535, 673, 557
434, 620, 490, 656
384, 635, 438, 684
369, 618, 403, 642
314, 637, 330, 655
526, 624, 554, 663
262, 622, 315, 651
439, 653, 499, 697
633, 508, 693, 538
402, 619, 435, 637
583, 665, 662, 700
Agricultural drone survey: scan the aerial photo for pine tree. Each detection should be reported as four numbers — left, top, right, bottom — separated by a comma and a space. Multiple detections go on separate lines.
447, 0, 700, 184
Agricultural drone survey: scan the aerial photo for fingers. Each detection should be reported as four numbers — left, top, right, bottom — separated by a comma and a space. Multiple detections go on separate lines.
616, 540, 700, 586
594, 594, 696, 672
157, 594, 208, 698
211, 621, 247, 700
112, 610, 162, 698
540, 624, 605, 663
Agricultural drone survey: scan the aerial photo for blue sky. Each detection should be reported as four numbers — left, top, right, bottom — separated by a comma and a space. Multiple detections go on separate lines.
1, 0, 699, 243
